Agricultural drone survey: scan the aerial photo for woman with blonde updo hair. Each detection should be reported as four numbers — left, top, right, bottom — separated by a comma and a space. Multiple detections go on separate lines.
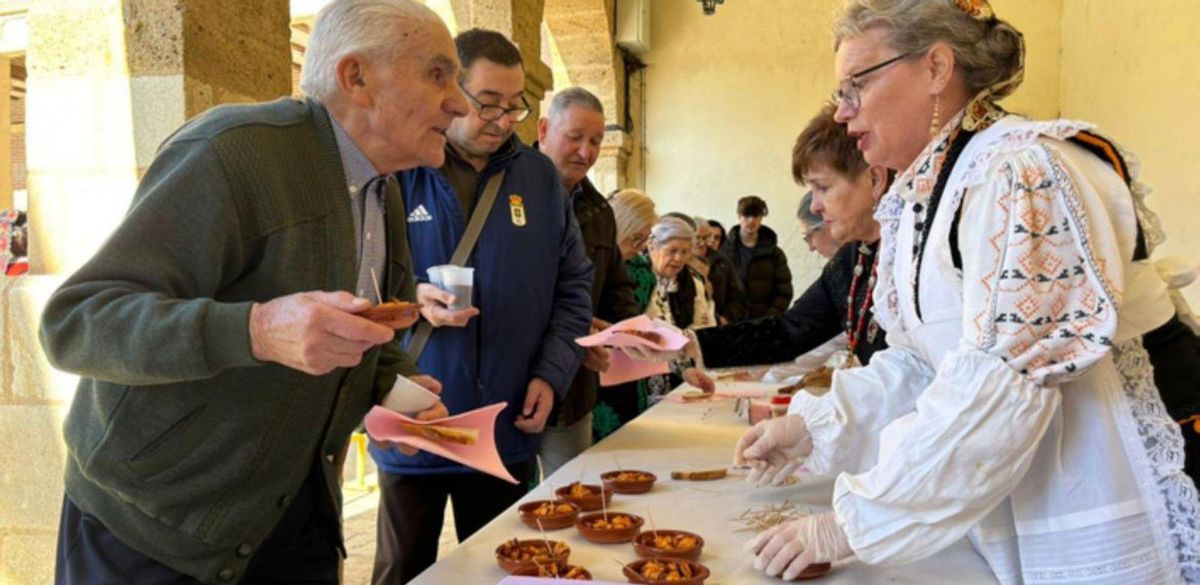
608, 188, 658, 261
735, 1, 1200, 582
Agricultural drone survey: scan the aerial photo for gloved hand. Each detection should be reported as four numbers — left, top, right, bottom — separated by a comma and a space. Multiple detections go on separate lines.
733, 414, 813, 487
745, 511, 854, 580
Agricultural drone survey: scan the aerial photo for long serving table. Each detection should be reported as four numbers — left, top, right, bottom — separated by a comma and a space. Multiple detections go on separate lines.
411, 384, 999, 584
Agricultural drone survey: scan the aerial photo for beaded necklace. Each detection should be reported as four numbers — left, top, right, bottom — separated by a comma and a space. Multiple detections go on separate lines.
909, 127, 976, 321
845, 241, 880, 356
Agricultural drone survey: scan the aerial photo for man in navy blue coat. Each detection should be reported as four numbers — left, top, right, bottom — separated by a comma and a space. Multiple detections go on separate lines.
370, 28, 593, 584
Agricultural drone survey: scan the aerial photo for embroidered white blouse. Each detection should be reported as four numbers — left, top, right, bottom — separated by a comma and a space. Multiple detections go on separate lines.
790, 113, 1200, 584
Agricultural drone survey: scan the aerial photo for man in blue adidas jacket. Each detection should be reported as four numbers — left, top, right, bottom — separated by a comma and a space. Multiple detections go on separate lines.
369, 28, 593, 583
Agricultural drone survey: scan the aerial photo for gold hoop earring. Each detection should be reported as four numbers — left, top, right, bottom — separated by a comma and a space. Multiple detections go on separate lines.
930, 95, 942, 137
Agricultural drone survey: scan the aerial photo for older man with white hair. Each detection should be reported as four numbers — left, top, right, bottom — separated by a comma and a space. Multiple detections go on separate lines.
534, 87, 640, 477
39, 1, 466, 583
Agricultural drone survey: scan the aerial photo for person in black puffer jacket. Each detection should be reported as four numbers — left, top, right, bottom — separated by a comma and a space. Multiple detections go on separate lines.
721, 195, 793, 318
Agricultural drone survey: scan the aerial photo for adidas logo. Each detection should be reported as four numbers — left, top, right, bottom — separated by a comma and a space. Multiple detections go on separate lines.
407, 205, 433, 223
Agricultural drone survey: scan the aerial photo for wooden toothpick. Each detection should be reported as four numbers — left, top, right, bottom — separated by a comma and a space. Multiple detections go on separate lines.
536, 518, 554, 560
370, 268, 384, 304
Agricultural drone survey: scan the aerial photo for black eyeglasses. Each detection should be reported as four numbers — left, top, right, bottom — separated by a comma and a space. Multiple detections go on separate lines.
458, 83, 531, 123
831, 52, 915, 111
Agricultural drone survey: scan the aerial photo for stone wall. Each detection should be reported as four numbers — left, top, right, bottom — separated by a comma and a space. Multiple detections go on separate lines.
1, 1, 291, 582
0, 276, 70, 585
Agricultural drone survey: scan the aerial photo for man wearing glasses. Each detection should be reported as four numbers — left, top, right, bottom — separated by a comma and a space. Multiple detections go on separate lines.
371, 28, 593, 584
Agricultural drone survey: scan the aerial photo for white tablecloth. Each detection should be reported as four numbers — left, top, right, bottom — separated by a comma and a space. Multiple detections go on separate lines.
411, 384, 999, 584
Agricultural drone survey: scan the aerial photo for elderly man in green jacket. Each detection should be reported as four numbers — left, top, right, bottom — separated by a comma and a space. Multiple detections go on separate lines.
38, 1, 468, 584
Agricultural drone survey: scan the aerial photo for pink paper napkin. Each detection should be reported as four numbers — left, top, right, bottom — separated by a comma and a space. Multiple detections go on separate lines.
364, 403, 517, 484
575, 315, 690, 386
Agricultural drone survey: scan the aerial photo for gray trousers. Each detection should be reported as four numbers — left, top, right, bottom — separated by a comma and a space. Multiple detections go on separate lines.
537, 413, 593, 480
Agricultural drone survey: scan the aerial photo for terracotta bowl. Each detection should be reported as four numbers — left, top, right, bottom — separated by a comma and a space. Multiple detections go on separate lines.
601, 470, 657, 494
632, 530, 704, 561
796, 562, 833, 580
494, 539, 570, 574
622, 558, 710, 584
517, 500, 580, 530
511, 563, 593, 580
575, 512, 645, 544
555, 483, 613, 511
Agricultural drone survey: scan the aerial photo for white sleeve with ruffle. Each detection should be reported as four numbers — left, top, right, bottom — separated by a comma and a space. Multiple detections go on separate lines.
833, 141, 1126, 565
789, 347, 935, 477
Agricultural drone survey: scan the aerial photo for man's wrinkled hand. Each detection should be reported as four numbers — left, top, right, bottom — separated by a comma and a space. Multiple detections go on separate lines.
249, 291, 394, 376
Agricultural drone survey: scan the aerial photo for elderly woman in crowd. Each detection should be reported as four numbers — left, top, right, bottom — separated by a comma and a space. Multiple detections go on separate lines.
693, 215, 749, 324
593, 200, 715, 440
735, 1, 1200, 583
798, 191, 841, 260
645, 217, 718, 333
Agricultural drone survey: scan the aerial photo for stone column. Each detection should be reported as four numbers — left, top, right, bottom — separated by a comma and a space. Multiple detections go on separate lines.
452, 0, 552, 144
543, 0, 635, 189
26, 0, 291, 276
0, 55, 10, 211
1, 2, 290, 582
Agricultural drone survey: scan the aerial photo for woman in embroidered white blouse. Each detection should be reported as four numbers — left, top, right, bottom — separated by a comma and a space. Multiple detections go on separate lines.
733, 0, 1200, 583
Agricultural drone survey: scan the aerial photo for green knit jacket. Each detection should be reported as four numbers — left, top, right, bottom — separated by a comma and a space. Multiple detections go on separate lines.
38, 98, 419, 584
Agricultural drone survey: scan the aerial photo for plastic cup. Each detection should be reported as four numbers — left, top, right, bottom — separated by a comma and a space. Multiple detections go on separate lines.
440, 266, 474, 310
427, 265, 447, 289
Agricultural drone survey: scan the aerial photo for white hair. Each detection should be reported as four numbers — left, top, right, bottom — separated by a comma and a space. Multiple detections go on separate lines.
300, 0, 442, 102
649, 216, 695, 249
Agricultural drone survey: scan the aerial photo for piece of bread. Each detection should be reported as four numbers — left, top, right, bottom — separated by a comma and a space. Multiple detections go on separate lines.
400, 422, 478, 445
670, 468, 728, 481
800, 366, 834, 388
613, 329, 663, 345
360, 300, 421, 329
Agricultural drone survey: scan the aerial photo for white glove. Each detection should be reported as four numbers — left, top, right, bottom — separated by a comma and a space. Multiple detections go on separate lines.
733, 415, 813, 487
745, 511, 854, 580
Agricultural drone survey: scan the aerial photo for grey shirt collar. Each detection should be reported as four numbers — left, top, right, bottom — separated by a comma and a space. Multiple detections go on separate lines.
329, 116, 378, 196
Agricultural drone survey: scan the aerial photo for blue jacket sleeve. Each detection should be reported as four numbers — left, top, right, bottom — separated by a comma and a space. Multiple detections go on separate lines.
531, 185, 594, 398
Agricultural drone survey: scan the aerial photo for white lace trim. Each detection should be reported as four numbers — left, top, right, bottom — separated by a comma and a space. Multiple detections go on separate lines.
956, 118, 1166, 255
871, 191, 905, 334
957, 118, 1096, 189
1110, 339, 1200, 584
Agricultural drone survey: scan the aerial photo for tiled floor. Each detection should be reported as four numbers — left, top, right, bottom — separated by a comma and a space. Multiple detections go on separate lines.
340, 458, 460, 584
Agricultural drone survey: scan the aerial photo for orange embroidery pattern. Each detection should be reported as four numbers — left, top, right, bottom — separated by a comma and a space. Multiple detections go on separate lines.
981, 147, 1116, 382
